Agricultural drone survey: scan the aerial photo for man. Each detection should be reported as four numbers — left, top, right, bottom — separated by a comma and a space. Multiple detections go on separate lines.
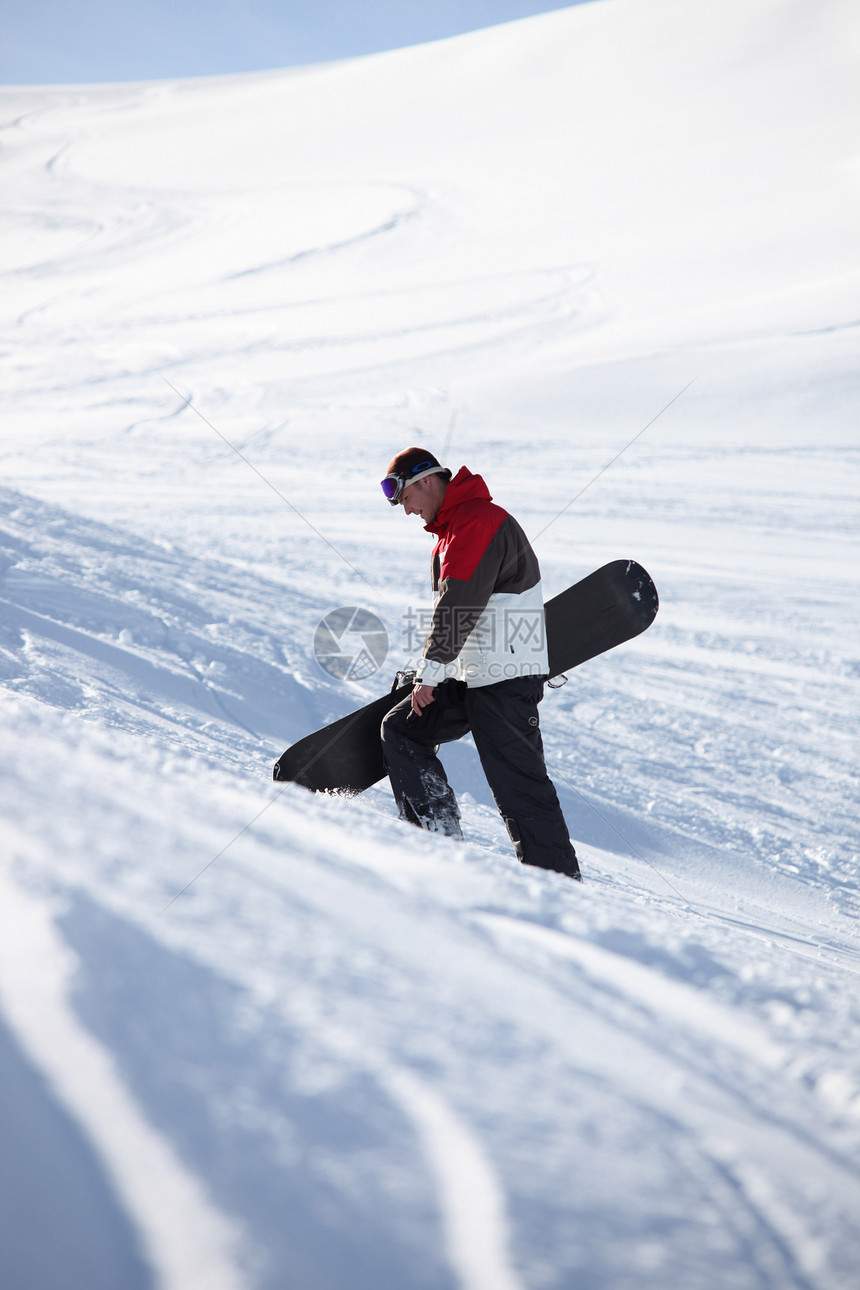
380, 446, 581, 881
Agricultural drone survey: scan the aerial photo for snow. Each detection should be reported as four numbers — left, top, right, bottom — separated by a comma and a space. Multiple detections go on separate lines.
1, 0, 859, 1286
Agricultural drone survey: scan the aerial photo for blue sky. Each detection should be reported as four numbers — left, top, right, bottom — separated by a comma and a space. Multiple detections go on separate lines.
1, 1, 586, 85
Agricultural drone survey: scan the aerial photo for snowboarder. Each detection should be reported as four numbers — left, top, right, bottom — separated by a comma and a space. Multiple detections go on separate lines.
380, 447, 581, 880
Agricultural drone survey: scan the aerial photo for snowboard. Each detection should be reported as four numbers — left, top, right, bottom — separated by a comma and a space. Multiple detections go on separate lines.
273, 559, 658, 795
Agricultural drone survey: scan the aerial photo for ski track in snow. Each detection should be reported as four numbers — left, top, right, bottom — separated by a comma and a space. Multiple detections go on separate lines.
2, 1, 860, 1287
376, 1066, 525, 1290
0, 866, 246, 1290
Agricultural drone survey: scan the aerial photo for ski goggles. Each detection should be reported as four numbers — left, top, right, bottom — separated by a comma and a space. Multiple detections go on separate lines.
380, 461, 446, 505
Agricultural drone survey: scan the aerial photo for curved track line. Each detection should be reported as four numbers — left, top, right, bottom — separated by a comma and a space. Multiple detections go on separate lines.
381, 1065, 525, 1290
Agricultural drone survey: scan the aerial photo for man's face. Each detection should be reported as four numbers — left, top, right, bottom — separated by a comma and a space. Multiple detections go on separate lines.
402, 475, 445, 523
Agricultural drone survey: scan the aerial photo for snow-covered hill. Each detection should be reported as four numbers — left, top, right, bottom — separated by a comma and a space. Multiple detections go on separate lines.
1, 1, 859, 1287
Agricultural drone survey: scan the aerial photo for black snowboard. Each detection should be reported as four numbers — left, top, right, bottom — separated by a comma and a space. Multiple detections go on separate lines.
273, 559, 658, 795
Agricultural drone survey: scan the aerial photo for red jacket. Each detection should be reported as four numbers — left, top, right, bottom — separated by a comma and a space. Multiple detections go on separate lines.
416, 467, 549, 688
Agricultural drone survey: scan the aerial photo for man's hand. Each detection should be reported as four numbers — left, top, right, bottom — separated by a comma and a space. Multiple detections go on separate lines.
411, 683, 436, 715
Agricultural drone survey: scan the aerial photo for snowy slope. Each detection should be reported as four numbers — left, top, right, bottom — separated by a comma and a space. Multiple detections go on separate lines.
1, 1, 860, 1287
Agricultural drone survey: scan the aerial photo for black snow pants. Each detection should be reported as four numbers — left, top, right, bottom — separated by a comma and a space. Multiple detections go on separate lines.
380, 676, 581, 879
